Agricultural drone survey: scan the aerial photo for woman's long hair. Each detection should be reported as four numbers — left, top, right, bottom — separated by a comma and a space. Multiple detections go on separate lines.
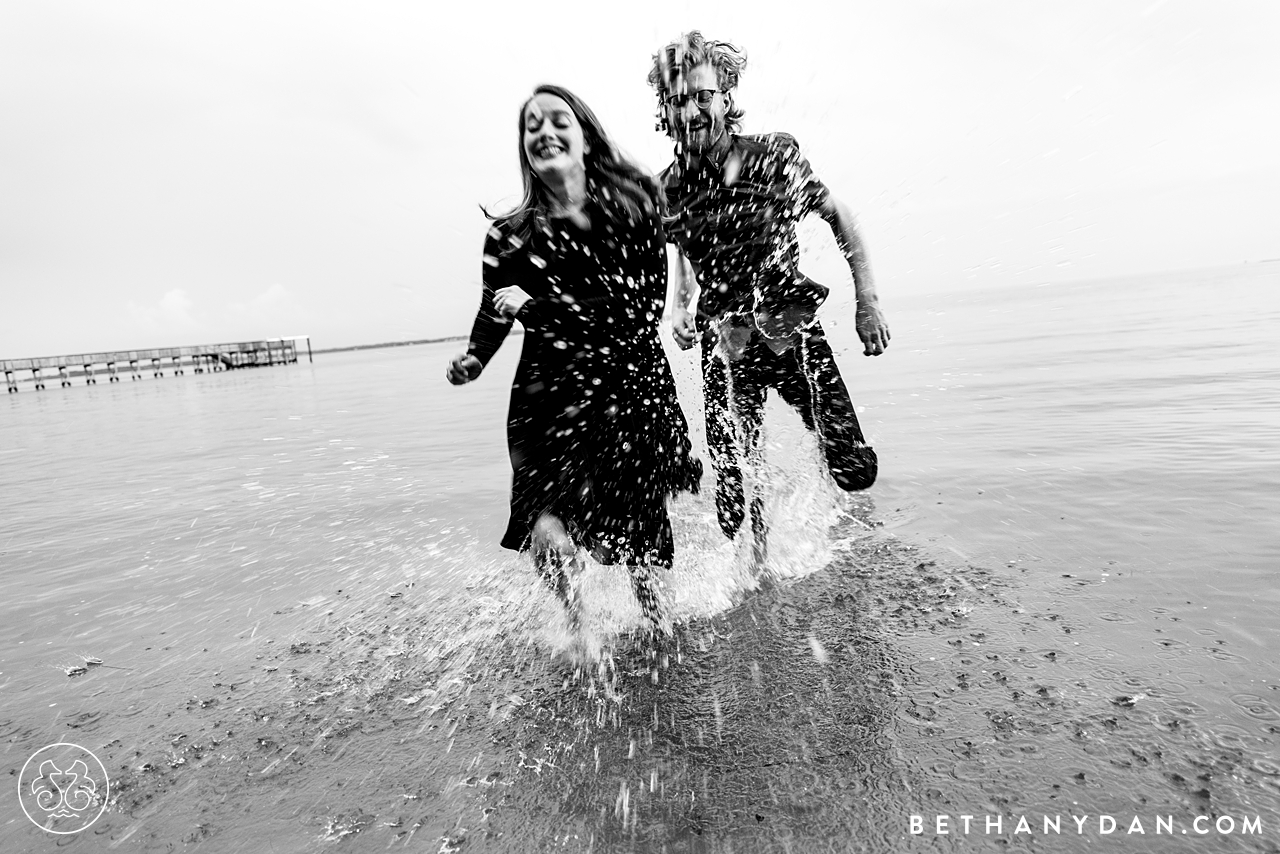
484, 84, 661, 253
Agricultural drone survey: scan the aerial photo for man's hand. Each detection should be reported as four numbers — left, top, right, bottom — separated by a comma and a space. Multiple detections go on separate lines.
493, 286, 532, 318
446, 353, 482, 385
671, 305, 698, 350
819, 194, 888, 356
712, 316, 753, 363
856, 302, 890, 356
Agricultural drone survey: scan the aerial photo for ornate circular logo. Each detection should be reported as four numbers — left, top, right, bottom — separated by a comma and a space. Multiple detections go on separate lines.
17, 742, 110, 834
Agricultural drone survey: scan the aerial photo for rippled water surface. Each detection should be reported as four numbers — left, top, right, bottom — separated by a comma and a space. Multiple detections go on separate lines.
2, 263, 1279, 852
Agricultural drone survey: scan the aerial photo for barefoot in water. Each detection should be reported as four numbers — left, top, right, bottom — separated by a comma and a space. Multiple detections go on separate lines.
748, 495, 771, 582
750, 536, 773, 586
558, 630, 601, 667
631, 566, 672, 639
564, 575, 584, 634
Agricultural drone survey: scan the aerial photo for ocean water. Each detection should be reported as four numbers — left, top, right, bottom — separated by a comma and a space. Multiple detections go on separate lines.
2, 262, 1279, 852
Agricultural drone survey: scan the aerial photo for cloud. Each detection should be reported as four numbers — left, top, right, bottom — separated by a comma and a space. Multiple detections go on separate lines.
228, 283, 314, 335
128, 288, 198, 330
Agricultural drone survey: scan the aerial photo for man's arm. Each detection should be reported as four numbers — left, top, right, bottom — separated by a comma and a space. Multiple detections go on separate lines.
669, 245, 699, 350
819, 195, 890, 356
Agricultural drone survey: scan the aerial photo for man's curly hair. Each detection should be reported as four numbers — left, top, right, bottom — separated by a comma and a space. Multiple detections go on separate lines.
647, 31, 747, 134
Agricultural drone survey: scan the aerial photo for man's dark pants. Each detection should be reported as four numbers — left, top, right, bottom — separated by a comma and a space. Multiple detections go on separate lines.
700, 322, 877, 540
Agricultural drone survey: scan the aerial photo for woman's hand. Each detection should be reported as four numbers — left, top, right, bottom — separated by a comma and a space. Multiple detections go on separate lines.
446, 353, 482, 385
493, 286, 532, 318
671, 305, 698, 350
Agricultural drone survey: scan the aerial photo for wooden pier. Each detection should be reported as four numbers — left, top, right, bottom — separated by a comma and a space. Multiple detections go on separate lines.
3, 337, 312, 393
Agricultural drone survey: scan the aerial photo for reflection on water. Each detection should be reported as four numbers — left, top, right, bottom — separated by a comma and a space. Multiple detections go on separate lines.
3, 265, 1280, 850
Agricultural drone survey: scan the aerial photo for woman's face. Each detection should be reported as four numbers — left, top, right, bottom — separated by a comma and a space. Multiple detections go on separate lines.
522, 93, 589, 182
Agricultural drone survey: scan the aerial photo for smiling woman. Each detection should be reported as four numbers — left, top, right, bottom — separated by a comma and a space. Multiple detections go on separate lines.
522, 96, 589, 209
445, 84, 702, 640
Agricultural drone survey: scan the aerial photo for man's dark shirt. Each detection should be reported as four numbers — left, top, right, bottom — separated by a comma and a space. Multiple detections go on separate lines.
661, 132, 831, 319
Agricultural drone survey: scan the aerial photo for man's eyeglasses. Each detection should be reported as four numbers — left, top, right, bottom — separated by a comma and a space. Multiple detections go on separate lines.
663, 89, 720, 109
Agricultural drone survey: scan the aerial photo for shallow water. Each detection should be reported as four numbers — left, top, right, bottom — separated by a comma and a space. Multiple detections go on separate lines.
2, 263, 1279, 851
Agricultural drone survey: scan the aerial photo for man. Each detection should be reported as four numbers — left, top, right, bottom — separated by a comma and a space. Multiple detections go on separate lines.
648, 31, 890, 548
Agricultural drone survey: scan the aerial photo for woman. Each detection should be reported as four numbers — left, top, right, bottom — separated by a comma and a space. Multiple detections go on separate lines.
446, 84, 702, 634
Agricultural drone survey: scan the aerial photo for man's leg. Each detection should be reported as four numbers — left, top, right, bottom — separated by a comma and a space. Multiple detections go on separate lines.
629, 564, 665, 633
701, 337, 768, 539
775, 323, 878, 491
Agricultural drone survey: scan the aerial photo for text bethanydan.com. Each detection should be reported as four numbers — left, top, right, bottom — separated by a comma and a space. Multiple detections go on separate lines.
910, 813, 1263, 838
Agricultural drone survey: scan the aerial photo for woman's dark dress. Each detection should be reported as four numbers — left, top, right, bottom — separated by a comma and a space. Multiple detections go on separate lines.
465, 199, 702, 568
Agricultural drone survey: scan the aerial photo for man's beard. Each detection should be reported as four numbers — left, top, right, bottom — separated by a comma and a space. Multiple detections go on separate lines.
677, 123, 720, 155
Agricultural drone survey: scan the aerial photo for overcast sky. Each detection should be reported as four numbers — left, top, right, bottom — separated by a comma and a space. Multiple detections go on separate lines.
2, 0, 1277, 356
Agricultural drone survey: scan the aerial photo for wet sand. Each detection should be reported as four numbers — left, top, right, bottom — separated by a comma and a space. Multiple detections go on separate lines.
6, 512, 1275, 852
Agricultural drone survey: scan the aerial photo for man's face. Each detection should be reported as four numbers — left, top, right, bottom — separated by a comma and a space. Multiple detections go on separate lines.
665, 63, 727, 155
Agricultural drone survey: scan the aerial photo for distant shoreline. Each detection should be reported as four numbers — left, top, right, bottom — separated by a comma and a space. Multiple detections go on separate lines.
312, 330, 522, 355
